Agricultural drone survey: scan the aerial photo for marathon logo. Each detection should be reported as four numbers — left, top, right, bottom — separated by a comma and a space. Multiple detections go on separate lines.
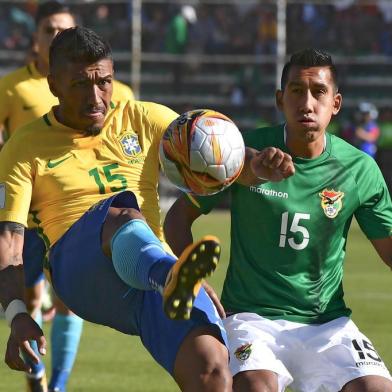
250, 186, 289, 199
356, 361, 387, 369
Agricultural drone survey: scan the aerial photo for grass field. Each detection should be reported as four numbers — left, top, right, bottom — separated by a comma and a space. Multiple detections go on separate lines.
0, 211, 391, 391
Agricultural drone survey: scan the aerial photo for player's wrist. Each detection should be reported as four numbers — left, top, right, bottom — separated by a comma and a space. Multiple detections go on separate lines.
4, 299, 28, 326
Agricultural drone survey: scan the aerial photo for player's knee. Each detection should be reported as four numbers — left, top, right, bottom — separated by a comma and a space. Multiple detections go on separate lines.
194, 354, 232, 391
342, 375, 392, 392
102, 207, 146, 254
175, 337, 232, 391
108, 207, 145, 227
233, 370, 278, 392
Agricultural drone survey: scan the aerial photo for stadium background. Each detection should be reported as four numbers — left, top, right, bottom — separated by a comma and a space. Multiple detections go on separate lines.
0, 0, 391, 390
1, 0, 391, 191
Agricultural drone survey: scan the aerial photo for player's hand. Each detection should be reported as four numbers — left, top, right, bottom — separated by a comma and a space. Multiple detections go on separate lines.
5, 313, 46, 372
202, 281, 226, 319
251, 147, 295, 182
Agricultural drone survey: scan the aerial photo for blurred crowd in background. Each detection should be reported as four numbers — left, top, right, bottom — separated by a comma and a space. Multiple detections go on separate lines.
1, 0, 392, 191
2, 1, 392, 55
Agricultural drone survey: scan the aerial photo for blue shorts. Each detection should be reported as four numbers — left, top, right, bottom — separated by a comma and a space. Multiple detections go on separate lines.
23, 229, 46, 288
49, 191, 226, 374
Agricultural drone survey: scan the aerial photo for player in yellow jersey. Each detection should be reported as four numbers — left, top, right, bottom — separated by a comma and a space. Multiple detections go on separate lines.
0, 3, 134, 392
0, 27, 232, 391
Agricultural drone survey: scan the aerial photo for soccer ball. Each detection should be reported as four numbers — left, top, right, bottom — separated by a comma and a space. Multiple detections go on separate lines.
159, 109, 245, 195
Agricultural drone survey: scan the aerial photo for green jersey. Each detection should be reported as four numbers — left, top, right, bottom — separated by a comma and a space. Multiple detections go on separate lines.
189, 124, 392, 324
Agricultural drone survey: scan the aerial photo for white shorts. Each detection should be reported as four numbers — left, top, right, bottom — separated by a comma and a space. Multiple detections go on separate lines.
224, 313, 391, 392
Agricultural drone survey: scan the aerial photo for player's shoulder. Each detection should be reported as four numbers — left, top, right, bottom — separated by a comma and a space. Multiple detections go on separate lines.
7, 115, 48, 143
329, 132, 378, 169
112, 79, 134, 102
127, 100, 178, 123
0, 116, 47, 160
109, 100, 177, 136
0, 64, 32, 89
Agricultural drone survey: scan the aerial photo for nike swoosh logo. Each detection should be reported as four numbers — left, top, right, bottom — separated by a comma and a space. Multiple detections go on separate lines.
22, 105, 36, 110
47, 155, 72, 168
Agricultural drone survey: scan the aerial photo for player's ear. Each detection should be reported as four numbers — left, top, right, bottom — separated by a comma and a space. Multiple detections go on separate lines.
47, 74, 59, 98
332, 92, 342, 115
276, 90, 283, 111
32, 32, 38, 47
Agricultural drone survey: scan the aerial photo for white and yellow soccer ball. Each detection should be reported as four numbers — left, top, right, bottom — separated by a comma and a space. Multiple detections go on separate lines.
159, 109, 245, 195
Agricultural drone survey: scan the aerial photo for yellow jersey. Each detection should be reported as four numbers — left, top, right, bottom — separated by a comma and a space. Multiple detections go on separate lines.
0, 61, 134, 138
0, 100, 177, 247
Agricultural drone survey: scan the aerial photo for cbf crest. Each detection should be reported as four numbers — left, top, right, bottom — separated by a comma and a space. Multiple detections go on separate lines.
319, 189, 345, 218
234, 343, 252, 361
119, 132, 141, 157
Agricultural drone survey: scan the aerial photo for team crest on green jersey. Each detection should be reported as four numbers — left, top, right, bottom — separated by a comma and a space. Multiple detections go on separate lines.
319, 189, 345, 218
234, 343, 252, 361
119, 132, 141, 157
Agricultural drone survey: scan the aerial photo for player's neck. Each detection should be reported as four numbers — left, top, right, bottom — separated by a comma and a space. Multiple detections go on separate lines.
287, 141, 324, 159
34, 57, 49, 77
285, 128, 326, 159
53, 106, 76, 131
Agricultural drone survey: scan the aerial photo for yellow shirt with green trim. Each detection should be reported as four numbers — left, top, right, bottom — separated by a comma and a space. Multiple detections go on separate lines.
0, 61, 134, 138
0, 100, 177, 247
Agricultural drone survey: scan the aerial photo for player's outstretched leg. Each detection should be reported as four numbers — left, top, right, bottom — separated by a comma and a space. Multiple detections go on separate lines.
109, 212, 221, 320
163, 236, 221, 320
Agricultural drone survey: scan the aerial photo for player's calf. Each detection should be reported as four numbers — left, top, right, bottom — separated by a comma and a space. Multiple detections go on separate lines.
163, 236, 221, 320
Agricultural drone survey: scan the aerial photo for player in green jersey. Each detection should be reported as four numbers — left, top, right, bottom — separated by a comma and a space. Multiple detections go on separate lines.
164, 49, 392, 392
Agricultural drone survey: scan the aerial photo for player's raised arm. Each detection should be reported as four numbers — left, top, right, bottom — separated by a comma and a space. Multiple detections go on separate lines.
236, 146, 295, 186
164, 194, 203, 256
0, 222, 46, 372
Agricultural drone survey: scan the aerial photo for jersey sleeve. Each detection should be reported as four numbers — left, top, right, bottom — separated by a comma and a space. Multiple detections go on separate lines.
0, 134, 32, 226
354, 159, 392, 239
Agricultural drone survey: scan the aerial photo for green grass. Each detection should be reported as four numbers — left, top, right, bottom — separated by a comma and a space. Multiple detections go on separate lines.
0, 211, 391, 391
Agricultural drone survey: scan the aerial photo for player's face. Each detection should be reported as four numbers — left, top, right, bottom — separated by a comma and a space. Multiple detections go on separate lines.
276, 66, 342, 144
49, 58, 113, 135
36, 13, 76, 65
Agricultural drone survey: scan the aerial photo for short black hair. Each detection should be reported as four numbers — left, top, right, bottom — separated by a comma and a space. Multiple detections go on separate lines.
49, 26, 112, 73
281, 48, 338, 91
35, 1, 74, 26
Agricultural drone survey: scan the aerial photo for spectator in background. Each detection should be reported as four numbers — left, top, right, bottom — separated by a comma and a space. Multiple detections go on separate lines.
142, 6, 166, 52
165, 5, 197, 55
89, 4, 112, 44
342, 102, 380, 158
255, 8, 277, 55
165, 5, 197, 92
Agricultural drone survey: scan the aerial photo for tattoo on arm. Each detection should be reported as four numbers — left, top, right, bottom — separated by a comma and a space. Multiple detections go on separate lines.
0, 223, 25, 305
0, 222, 25, 235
